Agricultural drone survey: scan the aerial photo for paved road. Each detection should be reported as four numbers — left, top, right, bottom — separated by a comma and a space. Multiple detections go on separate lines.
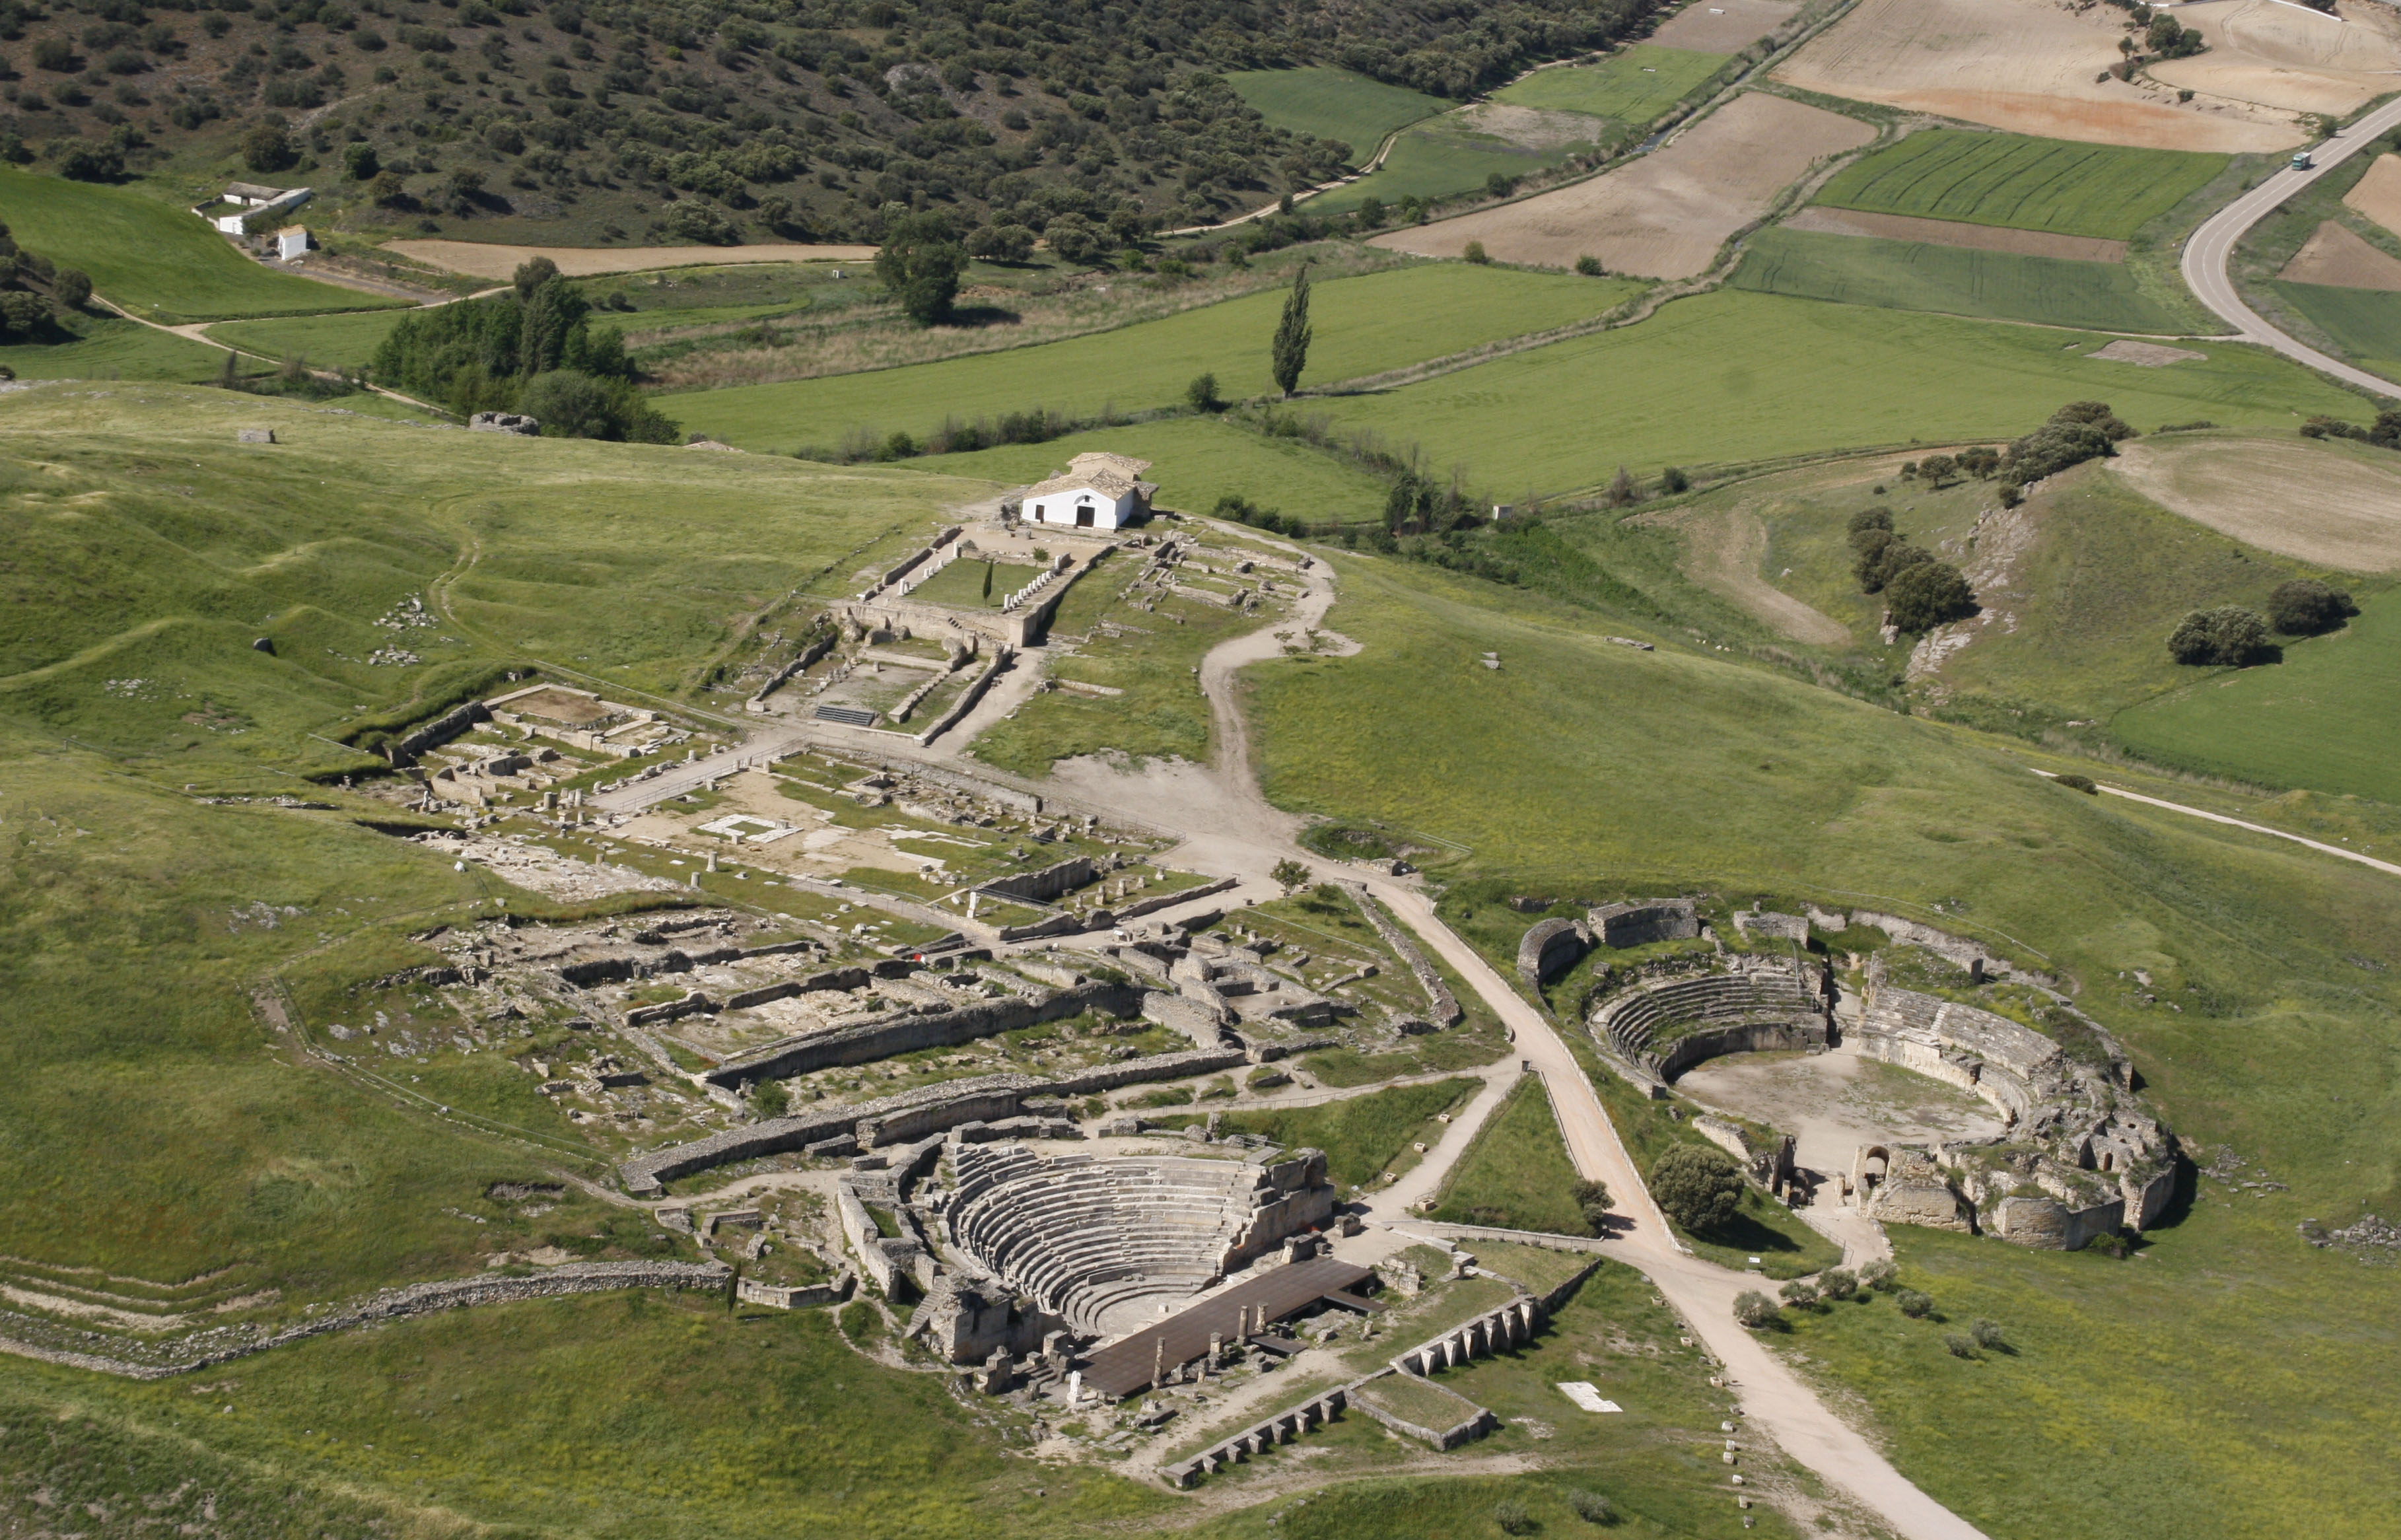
2180, 96, 2401, 400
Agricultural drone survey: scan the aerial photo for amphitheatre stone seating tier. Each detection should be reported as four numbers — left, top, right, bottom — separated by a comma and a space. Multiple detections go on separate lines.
944, 1143, 1333, 1338
1849, 960, 2178, 1249
1588, 960, 1827, 1086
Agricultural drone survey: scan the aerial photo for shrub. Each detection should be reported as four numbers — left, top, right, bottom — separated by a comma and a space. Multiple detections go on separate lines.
1565, 1488, 1617, 1525
50, 267, 88, 310
1733, 1288, 1781, 1328
1044, 211, 1103, 265
1574, 253, 1605, 276
1484, 171, 1515, 198
2056, 774, 2098, 794
963, 223, 1034, 262
875, 212, 967, 326
343, 141, 379, 180
2300, 413, 2366, 441
1573, 1177, 1612, 1232
659, 201, 736, 244
1847, 506, 1893, 539
57, 141, 124, 181
1972, 1318, 2006, 1350
1885, 558, 1976, 633
1819, 1266, 1857, 1301
2167, 606, 2270, 666
1494, 1498, 1535, 1535
241, 122, 296, 173
1650, 1144, 1744, 1232
32, 37, 74, 71
1463, 239, 1490, 264
1943, 1331, 1976, 1358
1779, 1278, 1820, 1310
520, 368, 680, 443
1896, 1288, 1933, 1319
2268, 578, 2355, 636
1918, 452, 1959, 486
1657, 465, 1688, 494
1957, 446, 2000, 478
1185, 371, 1222, 413
1859, 1258, 1897, 1291
749, 1077, 789, 1118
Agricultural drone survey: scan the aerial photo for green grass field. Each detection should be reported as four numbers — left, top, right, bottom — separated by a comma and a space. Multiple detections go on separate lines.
1429, 1075, 1591, 1234
1158, 1078, 1479, 1189
1226, 67, 1449, 160
913, 415, 1394, 525
2110, 586, 2401, 801
1307, 289, 2365, 491
1235, 549, 2401, 1538
670, 263, 1643, 451
1811, 129, 2228, 241
2270, 279, 2401, 385
0, 168, 403, 323
1731, 227, 2192, 333
207, 306, 413, 371
1494, 44, 1729, 127
1307, 120, 1604, 216
0, 314, 234, 380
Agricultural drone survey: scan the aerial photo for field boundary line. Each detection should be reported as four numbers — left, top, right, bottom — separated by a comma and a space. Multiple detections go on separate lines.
2031, 769, 2401, 878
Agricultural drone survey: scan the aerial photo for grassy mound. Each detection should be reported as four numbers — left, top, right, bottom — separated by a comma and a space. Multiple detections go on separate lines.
1811, 129, 2227, 241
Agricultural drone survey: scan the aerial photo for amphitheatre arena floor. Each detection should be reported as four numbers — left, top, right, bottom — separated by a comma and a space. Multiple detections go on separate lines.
1781, 205, 2129, 262
2106, 435, 2401, 572
2147, 0, 2401, 118
1369, 92, 1874, 277
1772, 0, 2307, 153
2276, 220, 2401, 290
1676, 1044, 2007, 1182
2344, 153, 2401, 241
1646, 0, 1798, 53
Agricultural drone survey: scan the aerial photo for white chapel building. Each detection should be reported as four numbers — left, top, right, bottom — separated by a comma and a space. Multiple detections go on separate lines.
1021, 452, 1157, 530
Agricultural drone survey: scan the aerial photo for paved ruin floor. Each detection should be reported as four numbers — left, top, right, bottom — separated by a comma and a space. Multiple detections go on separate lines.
1673, 1044, 2004, 1177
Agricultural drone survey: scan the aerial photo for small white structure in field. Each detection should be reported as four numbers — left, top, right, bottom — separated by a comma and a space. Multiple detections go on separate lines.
208, 184, 312, 234
273, 225, 312, 260
1022, 451, 1156, 530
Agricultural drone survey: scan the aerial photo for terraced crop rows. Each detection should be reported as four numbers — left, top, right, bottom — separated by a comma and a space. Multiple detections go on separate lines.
1812, 129, 2229, 241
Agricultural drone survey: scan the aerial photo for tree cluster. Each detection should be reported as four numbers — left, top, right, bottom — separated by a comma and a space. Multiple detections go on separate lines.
368, 258, 678, 442
2268, 577, 2355, 637
1648, 1144, 1745, 1233
2166, 606, 2270, 667
1212, 492, 1307, 538
0, 221, 87, 343
1992, 400, 2134, 499
2300, 409, 2401, 450
1847, 506, 1976, 634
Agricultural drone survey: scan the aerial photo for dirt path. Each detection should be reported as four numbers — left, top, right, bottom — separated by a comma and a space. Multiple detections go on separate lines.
1653, 507, 1852, 646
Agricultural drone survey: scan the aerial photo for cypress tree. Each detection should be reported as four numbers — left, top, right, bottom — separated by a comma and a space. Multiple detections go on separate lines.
1270, 262, 1313, 398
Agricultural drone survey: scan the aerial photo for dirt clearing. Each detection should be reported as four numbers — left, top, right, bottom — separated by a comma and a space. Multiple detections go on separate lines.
1370, 93, 1873, 277
1782, 205, 2129, 261
1774, 0, 2307, 153
2277, 220, 2401, 291
2089, 339, 2208, 366
2110, 436, 2401, 572
1639, 505, 1853, 646
2343, 154, 2401, 241
1680, 1044, 2005, 1179
384, 240, 876, 279
1649, 0, 1799, 53
2149, 0, 2401, 118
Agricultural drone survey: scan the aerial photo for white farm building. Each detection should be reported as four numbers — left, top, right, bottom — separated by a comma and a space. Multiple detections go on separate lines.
1021, 452, 1156, 530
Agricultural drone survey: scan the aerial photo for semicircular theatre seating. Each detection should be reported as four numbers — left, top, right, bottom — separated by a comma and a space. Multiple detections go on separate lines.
1592, 968, 1819, 1065
946, 1144, 1261, 1336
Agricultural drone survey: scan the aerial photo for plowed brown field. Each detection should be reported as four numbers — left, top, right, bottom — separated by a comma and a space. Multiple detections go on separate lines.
1774, 0, 2307, 153
2343, 154, 2401, 241
1650, 0, 1800, 53
2149, 0, 2401, 118
1369, 93, 1873, 277
2110, 436, 2401, 572
2276, 221, 2401, 291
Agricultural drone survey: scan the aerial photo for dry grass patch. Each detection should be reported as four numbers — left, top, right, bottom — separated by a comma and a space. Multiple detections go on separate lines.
1774, 0, 2306, 153
2342, 153, 2401, 242
1782, 205, 2128, 262
383, 240, 876, 279
2275, 221, 2401, 291
1372, 92, 1873, 277
1636, 504, 1853, 646
1649, 0, 1799, 53
2148, 0, 2401, 118
2106, 435, 2401, 572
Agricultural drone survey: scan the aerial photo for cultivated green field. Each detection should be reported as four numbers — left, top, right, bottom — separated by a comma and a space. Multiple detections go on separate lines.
2271, 279, 2401, 384
1494, 44, 1729, 127
207, 306, 413, 371
1305, 289, 2365, 491
1732, 227, 2192, 333
2112, 586, 2401, 801
672, 263, 1644, 451
1308, 116, 1607, 215
1226, 66, 1448, 159
0, 168, 403, 322
0, 314, 235, 380
1811, 129, 2228, 240
913, 415, 1393, 524
1238, 551, 2401, 1539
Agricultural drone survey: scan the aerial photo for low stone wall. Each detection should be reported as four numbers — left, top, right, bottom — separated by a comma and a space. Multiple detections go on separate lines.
1517, 917, 1589, 985
1350, 1375, 1497, 1450
0, 1261, 727, 1380
1113, 875, 1239, 923
1389, 1294, 1541, 1378
915, 646, 1013, 747
749, 631, 838, 711
1045, 1047, 1250, 1095
898, 761, 1043, 815
704, 979, 1142, 1087
977, 855, 1097, 904
1592, 899, 1698, 948
1164, 1380, 1364, 1487
738, 1273, 854, 1309
1653, 1020, 1827, 1082
1346, 886, 1463, 1027
389, 697, 491, 765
